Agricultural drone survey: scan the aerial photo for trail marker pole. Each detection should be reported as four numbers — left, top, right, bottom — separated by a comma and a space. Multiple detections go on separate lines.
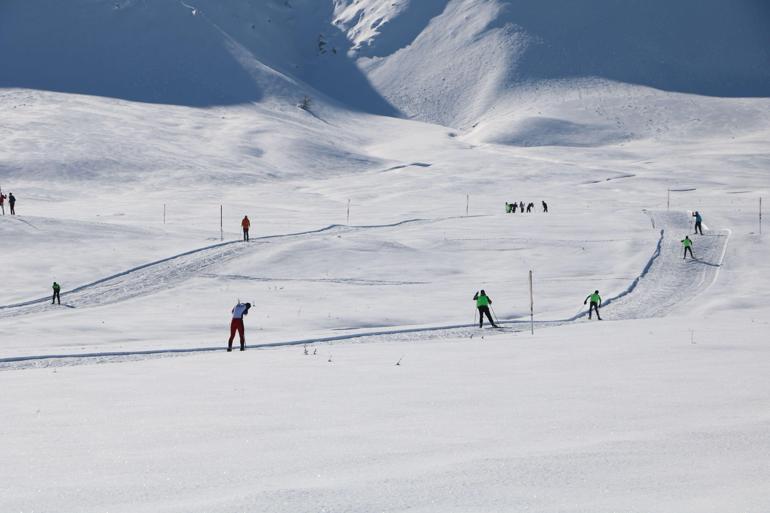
347, 199, 350, 225
220, 205, 223, 241
667, 189, 670, 210
529, 270, 534, 335
466, 194, 469, 216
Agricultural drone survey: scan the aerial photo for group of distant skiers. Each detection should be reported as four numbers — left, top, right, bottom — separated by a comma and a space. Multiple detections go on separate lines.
506, 200, 547, 214
0, 191, 17, 215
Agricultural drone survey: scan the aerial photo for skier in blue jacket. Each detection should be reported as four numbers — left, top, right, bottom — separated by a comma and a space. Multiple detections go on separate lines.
693, 211, 703, 235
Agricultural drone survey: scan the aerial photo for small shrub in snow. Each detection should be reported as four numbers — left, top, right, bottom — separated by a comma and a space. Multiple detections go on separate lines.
298, 96, 312, 110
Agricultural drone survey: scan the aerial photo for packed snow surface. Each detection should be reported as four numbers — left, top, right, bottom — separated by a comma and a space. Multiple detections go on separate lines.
2, 0, 770, 511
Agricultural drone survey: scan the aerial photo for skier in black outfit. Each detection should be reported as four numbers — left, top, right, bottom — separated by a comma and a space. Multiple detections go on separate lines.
473, 290, 498, 328
8, 193, 16, 215
542, 201, 548, 213
519, 201, 525, 213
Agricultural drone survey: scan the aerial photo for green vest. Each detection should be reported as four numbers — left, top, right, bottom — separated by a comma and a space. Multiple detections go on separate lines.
476, 294, 490, 307
53, 283, 60, 292
590, 293, 601, 304
682, 238, 692, 248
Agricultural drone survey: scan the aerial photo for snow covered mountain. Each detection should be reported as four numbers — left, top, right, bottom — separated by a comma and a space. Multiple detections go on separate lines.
4, 0, 769, 120
2, 2, 770, 512
0, 0, 397, 114
337, 0, 770, 132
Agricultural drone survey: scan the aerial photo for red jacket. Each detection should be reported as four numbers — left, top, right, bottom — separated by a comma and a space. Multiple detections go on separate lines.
241, 217, 250, 229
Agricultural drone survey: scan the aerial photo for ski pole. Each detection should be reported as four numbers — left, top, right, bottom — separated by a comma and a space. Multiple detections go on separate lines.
490, 306, 500, 324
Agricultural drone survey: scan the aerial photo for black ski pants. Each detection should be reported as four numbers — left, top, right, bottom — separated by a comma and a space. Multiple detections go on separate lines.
684, 246, 694, 259
478, 306, 496, 327
10, 203, 15, 215
243, 228, 249, 241
52, 291, 60, 305
589, 302, 601, 320
694, 221, 703, 235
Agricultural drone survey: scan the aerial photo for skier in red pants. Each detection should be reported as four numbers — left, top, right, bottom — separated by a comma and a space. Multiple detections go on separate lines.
227, 301, 251, 352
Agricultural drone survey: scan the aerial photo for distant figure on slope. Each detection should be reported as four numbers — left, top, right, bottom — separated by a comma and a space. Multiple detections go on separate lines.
505, 202, 512, 213
681, 235, 695, 259
227, 301, 251, 352
241, 215, 250, 241
511, 202, 517, 213
8, 193, 16, 215
519, 201, 525, 213
473, 289, 498, 328
542, 200, 548, 213
526, 202, 534, 213
584, 290, 602, 320
0, 191, 6, 215
693, 211, 703, 235
52, 282, 61, 305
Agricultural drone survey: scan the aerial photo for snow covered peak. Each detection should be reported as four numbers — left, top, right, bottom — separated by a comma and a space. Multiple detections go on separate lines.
1, 0, 768, 126
335, 0, 770, 131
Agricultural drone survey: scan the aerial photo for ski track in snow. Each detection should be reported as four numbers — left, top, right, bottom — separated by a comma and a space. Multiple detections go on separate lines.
0, 211, 729, 370
0, 218, 431, 317
596, 210, 729, 320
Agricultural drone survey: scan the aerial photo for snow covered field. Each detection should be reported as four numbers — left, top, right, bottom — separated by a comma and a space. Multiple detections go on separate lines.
2, 0, 770, 511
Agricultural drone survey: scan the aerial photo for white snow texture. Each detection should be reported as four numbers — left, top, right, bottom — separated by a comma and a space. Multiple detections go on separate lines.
1, 1, 769, 512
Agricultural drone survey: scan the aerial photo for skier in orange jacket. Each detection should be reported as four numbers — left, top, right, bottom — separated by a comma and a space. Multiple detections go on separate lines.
241, 215, 250, 241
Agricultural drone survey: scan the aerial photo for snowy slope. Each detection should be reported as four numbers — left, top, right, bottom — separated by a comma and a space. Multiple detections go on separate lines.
2, 1, 770, 511
338, 0, 770, 130
0, 0, 397, 114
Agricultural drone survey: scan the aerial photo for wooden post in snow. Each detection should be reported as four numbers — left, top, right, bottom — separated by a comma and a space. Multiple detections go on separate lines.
529, 270, 534, 335
220, 205, 223, 241
347, 199, 350, 225
466, 194, 469, 217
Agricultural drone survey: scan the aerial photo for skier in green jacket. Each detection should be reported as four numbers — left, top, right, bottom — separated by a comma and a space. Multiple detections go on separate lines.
52, 282, 61, 305
473, 289, 498, 328
584, 290, 602, 320
681, 235, 695, 259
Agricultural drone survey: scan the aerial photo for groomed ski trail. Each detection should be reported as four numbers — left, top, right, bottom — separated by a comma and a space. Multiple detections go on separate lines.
0, 210, 728, 370
0, 217, 469, 318
581, 210, 729, 320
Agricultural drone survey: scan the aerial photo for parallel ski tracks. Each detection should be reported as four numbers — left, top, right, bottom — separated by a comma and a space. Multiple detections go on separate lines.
0, 211, 729, 370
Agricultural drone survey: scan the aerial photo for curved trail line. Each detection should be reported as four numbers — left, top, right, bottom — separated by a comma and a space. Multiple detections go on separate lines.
0, 211, 729, 370
0, 216, 466, 317
0, 322, 537, 368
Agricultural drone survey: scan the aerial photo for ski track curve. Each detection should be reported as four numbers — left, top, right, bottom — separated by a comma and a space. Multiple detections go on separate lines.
0, 216, 461, 318
0, 211, 729, 370
595, 210, 728, 320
